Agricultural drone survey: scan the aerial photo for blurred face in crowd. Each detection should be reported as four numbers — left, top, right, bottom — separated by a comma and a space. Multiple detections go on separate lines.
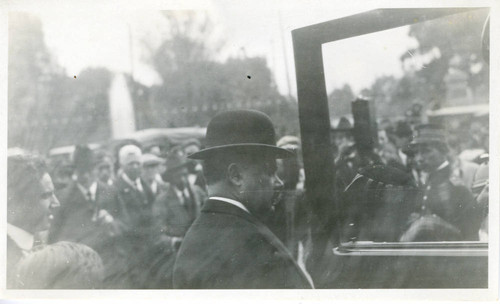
333, 133, 352, 150
52, 166, 73, 190
378, 142, 399, 165
166, 167, 189, 189
183, 144, 200, 156
95, 159, 114, 184
33, 173, 60, 232
119, 146, 143, 181
122, 160, 142, 181
76, 168, 94, 189
142, 163, 160, 184
238, 155, 283, 217
378, 130, 389, 146
414, 144, 446, 173
394, 135, 411, 151
184, 144, 201, 174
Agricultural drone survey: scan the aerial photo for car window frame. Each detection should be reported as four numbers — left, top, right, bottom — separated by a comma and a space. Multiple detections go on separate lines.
291, 7, 490, 254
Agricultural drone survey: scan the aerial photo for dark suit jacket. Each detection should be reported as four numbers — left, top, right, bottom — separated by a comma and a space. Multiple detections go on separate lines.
104, 175, 156, 288
49, 181, 113, 251
173, 199, 313, 289
152, 183, 206, 238
417, 164, 481, 240
108, 175, 155, 238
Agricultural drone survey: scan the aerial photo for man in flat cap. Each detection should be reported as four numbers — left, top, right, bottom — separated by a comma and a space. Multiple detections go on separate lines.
400, 124, 481, 241
173, 109, 314, 289
141, 153, 168, 198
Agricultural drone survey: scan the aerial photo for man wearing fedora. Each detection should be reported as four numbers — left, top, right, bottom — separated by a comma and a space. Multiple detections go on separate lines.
153, 146, 206, 247
148, 146, 206, 288
172, 109, 314, 289
400, 124, 481, 241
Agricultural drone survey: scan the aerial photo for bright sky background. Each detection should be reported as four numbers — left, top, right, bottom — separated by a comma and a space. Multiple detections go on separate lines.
27, 1, 415, 97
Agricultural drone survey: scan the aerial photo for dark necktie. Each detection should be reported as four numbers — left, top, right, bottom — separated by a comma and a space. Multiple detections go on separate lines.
86, 189, 93, 202
182, 189, 196, 219
86, 189, 99, 221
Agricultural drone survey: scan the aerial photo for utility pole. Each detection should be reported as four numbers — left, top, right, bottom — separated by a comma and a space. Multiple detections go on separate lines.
278, 11, 292, 97
128, 23, 135, 82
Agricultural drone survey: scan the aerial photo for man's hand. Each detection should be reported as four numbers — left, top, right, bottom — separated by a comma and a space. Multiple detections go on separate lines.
95, 209, 119, 237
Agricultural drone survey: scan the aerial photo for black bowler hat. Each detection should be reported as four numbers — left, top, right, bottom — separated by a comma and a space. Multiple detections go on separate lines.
72, 145, 94, 173
188, 109, 294, 160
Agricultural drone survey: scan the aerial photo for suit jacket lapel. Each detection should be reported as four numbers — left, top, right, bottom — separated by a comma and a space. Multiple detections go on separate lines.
70, 182, 94, 212
202, 199, 313, 287
118, 176, 146, 206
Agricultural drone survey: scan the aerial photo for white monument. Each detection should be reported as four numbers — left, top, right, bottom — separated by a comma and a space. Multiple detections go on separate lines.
108, 73, 136, 138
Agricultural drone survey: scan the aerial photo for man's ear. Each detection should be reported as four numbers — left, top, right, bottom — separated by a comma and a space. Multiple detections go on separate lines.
227, 163, 243, 187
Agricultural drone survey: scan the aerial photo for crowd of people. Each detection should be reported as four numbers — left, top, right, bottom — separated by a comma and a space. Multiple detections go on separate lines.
6, 109, 489, 289
333, 116, 489, 243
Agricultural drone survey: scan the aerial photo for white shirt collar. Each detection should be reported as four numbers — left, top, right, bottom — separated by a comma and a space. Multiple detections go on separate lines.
398, 149, 407, 165
77, 182, 97, 201
174, 186, 191, 205
437, 160, 450, 171
7, 223, 34, 251
209, 196, 250, 214
150, 180, 158, 194
122, 173, 143, 192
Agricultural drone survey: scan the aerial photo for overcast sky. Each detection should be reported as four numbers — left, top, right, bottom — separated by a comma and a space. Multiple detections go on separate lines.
29, 1, 416, 97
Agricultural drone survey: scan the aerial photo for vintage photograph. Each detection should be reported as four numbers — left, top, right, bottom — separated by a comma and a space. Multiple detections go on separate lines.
2, 0, 496, 300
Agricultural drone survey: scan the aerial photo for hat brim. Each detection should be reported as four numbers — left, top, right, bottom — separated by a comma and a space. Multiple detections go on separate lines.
143, 160, 164, 167
165, 161, 190, 173
409, 140, 448, 152
188, 144, 294, 160
330, 128, 352, 133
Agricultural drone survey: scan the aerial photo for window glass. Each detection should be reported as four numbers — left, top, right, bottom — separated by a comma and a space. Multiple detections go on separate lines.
322, 10, 489, 244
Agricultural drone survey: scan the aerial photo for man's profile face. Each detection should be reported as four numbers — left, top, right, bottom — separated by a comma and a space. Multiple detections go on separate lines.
239, 156, 283, 217
415, 145, 446, 172
33, 173, 60, 232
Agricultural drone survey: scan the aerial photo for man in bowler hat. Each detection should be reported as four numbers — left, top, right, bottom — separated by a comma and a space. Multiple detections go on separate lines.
49, 145, 116, 249
172, 109, 314, 289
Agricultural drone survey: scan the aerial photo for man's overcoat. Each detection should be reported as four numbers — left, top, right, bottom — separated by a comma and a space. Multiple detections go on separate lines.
173, 199, 313, 289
